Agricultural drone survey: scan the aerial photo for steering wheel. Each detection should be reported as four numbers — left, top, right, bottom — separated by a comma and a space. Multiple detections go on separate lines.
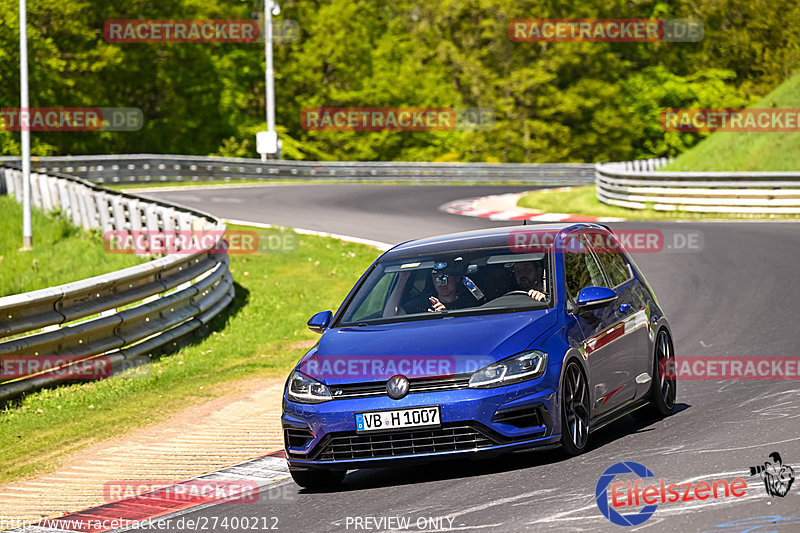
501, 290, 531, 297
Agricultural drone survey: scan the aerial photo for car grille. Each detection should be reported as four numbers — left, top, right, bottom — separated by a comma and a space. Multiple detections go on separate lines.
284, 427, 315, 448
313, 423, 499, 461
492, 404, 546, 429
329, 375, 471, 400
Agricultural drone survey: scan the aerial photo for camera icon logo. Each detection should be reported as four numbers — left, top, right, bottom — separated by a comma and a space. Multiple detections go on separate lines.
748, 452, 795, 497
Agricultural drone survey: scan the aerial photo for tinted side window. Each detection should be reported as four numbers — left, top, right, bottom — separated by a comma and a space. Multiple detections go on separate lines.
350, 274, 393, 321
563, 234, 608, 302
591, 235, 633, 287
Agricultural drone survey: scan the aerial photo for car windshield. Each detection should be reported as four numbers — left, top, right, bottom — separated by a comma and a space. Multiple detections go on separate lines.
337, 248, 553, 326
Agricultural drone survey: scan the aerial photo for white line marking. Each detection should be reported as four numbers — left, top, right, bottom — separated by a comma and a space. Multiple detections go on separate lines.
661, 435, 800, 455
224, 218, 393, 250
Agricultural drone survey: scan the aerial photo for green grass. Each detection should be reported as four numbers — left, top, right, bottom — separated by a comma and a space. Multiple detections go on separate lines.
663, 74, 800, 171
517, 186, 800, 220
0, 224, 380, 484
0, 196, 147, 297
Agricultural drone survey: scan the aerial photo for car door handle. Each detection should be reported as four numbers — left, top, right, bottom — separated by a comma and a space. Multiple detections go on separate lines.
619, 303, 632, 314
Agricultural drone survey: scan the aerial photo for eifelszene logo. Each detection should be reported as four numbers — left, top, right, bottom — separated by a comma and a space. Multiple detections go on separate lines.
596, 462, 658, 526
748, 452, 795, 497
596, 461, 748, 526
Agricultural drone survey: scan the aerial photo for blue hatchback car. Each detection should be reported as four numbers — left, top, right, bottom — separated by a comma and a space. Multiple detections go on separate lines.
282, 223, 676, 488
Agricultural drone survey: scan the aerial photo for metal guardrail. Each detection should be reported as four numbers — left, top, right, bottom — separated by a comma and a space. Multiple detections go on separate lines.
0, 154, 594, 402
10, 151, 791, 397
0, 165, 235, 402
596, 159, 800, 214
0, 154, 596, 185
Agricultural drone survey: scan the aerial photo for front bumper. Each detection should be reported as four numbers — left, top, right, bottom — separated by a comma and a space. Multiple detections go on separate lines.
282, 377, 561, 470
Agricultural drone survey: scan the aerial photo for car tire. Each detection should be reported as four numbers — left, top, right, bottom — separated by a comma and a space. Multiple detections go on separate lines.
560, 360, 590, 456
290, 468, 346, 489
635, 329, 676, 420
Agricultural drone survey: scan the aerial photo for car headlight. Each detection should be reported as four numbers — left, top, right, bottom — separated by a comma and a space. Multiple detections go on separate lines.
287, 370, 332, 403
468, 350, 548, 388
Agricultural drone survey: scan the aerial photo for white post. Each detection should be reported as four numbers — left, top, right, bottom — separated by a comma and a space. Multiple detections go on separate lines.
20, 0, 32, 249
265, 1, 275, 137
257, 1, 280, 161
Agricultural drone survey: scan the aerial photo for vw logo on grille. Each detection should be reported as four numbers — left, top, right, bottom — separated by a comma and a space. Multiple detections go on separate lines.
386, 375, 410, 400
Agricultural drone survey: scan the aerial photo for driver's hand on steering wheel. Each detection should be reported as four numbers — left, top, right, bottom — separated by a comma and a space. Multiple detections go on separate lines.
528, 290, 546, 302
428, 297, 446, 312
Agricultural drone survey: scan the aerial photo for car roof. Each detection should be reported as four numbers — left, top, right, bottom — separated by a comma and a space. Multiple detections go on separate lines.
382, 223, 606, 260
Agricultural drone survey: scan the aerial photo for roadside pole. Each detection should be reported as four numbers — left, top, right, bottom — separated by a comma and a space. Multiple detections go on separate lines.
257, 0, 280, 161
20, 0, 32, 250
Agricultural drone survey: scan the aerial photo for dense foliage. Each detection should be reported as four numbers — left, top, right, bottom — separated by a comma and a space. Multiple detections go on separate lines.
1, 0, 798, 162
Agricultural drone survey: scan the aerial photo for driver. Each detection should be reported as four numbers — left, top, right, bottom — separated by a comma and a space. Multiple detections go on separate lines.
511, 261, 547, 302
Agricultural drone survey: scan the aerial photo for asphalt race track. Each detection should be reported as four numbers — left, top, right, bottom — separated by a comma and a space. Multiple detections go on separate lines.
139, 184, 800, 533
141, 184, 533, 244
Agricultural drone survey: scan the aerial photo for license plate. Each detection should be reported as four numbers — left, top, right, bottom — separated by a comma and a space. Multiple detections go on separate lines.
355, 406, 440, 432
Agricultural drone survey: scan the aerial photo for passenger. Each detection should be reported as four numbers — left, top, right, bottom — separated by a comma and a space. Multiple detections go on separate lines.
425, 265, 472, 312
383, 263, 472, 316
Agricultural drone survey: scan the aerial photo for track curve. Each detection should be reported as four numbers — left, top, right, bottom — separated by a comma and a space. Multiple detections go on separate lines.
138, 184, 800, 533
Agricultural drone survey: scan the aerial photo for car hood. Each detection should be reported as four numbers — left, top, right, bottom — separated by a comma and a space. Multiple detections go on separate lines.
298, 309, 558, 385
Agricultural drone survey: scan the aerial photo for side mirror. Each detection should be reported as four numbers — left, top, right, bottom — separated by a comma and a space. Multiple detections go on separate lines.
576, 286, 618, 310
307, 310, 332, 334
